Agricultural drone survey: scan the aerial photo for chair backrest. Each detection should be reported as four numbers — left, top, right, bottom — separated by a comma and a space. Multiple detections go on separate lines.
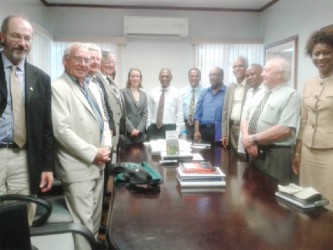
0, 203, 32, 250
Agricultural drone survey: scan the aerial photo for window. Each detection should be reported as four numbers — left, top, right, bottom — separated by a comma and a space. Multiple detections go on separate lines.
28, 23, 53, 75
194, 42, 264, 86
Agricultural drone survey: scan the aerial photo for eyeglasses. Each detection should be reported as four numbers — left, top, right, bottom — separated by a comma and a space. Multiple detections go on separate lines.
66, 56, 91, 64
102, 59, 117, 65
6, 33, 33, 44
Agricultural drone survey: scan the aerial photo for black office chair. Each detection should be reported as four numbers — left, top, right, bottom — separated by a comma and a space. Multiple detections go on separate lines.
0, 194, 97, 250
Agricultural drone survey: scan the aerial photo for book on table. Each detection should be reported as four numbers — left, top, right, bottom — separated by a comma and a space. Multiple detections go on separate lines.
176, 162, 226, 187
179, 186, 226, 194
161, 151, 194, 161
165, 130, 179, 155
275, 184, 329, 210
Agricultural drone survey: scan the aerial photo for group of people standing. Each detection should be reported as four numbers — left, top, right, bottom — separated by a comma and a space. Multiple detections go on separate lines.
1, 14, 333, 250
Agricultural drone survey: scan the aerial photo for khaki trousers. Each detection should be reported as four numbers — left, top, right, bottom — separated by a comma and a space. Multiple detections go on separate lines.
0, 147, 36, 225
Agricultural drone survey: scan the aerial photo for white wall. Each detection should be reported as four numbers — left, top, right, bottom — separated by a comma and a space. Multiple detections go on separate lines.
2, 0, 333, 93
46, 7, 261, 90
1, 1, 261, 90
261, 0, 333, 93
122, 37, 193, 91
0, 0, 47, 27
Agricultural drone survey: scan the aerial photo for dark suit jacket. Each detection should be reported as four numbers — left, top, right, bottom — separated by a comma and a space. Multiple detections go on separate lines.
0, 54, 55, 194
96, 73, 126, 147
95, 77, 115, 133
121, 88, 148, 144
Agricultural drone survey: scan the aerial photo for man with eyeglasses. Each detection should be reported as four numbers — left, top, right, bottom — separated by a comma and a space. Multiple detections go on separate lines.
51, 42, 111, 250
0, 15, 55, 224
96, 51, 126, 151
194, 67, 226, 144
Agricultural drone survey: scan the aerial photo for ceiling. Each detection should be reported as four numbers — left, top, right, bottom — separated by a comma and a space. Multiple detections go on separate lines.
40, 0, 279, 12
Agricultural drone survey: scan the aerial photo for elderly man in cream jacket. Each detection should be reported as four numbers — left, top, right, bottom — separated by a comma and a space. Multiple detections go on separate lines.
51, 43, 111, 250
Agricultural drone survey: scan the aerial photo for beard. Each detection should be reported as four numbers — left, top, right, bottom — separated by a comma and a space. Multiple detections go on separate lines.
2, 38, 29, 64
10, 47, 28, 63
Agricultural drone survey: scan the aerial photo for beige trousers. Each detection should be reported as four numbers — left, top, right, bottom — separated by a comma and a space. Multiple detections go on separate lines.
0, 148, 36, 225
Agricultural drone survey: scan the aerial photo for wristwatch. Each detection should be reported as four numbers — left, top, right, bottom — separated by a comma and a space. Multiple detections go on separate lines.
252, 134, 257, 144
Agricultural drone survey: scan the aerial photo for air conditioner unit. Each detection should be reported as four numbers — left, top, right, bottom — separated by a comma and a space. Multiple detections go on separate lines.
124, 16, 189, 38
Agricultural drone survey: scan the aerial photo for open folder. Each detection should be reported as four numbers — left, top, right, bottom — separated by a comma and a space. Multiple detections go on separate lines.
275, 184, 329, 211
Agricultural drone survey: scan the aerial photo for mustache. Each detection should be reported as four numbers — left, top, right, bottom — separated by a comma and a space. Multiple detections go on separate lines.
13, 47, 28, 52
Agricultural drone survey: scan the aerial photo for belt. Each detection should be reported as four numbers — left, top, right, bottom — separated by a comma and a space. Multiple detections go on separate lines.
200, 124, 214, 128
259, 144, 292, 151
0, 142, 20, 149
230, 120, 240, 126
185, 119, 194, 126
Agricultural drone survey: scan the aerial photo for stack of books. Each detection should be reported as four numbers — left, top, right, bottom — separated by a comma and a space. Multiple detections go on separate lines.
275, 184, 329, 211
190, 142, 211, 149
176, 162, 226, 190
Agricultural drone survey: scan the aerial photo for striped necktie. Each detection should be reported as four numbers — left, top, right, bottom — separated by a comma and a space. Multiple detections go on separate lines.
248, 91, 271, 135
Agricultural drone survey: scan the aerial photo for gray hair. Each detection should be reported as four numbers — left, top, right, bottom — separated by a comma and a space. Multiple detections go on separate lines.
234, 56, 249, 68
63, 42, 89, 58
272, 57, 291, 82
86, 43, 101, 57
101, 50, 116, 62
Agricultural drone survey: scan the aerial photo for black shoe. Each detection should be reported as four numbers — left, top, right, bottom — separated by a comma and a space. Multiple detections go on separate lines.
99, 225, 106, 234
96, 239, 108, 250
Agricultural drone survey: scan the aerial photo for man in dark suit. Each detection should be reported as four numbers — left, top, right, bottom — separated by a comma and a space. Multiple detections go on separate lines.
96, 51, 126, 151
0, 15, 54, 223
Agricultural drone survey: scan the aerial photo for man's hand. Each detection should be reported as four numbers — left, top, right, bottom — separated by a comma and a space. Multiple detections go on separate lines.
194, 131, 201, 142
221, 136, 228, 149
130, 129, 140, 137
292, 155, 301, 175
242, 134, 255, 149
39, 171, 54, 193
94, 147, 111, 165
245, 144, 258, 158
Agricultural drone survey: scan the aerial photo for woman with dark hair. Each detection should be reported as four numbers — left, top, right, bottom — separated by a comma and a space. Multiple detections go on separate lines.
292, 29, 333, 210
121, 68, 148, 144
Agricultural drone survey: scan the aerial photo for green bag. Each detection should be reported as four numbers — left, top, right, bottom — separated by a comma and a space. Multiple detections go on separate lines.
111, 162, 162, 193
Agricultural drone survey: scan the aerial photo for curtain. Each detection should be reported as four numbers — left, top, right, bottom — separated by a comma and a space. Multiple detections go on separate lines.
28, 23, 53, 75
194, 43, 264, 87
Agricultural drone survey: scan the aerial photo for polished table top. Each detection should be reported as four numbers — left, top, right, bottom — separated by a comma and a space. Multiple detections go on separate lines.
107, 144, 333, 250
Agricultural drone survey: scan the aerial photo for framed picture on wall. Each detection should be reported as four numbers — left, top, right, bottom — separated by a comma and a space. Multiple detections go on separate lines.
264, 35, 298, 89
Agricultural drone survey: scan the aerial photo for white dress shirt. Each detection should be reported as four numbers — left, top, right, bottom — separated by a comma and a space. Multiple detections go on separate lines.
230, 79, 246, 122
147, 85, 184, 133
238, 83, 266, 153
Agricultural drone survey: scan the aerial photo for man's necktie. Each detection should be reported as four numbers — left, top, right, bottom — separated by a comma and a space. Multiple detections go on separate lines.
248, 91, 271, 135
156, 89, 166, 129
11, 65, 26, 147
188, 89, 195, 126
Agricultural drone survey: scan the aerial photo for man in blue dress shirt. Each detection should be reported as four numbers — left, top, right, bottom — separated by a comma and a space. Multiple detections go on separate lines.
194, 67, 226, 144
181, 68, 203, 141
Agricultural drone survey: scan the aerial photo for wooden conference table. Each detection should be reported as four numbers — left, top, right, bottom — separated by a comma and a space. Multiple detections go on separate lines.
106, 144, 333, 250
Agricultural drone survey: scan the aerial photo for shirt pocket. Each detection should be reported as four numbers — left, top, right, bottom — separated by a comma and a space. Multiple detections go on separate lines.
260, 103, 278, 126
